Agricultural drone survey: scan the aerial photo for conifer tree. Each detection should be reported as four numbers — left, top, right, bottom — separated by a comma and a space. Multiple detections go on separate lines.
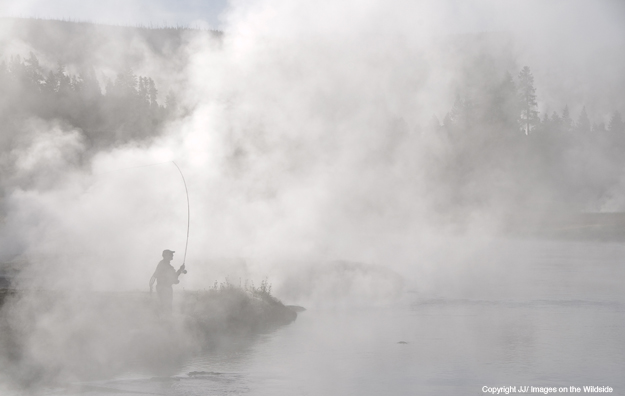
561, 105, 573, 133
0, 61, 7, 88
576, 106, 591, 133
540, 112, 550, 129
446, 95, 461, 127
444, 93, 474, 131
517, 66, 539, 135
592, 122, 606, 133
55, 65, 72, 94
443, 113, 453, 130
111, 67, 138, 97
80, 66, 102, 99
24, 52, 43, 90
44, 70, 58, 93
165, 90, 178, 114
489, 71, 518, 132
550, 111, 562, 127
138, 76, 149, 103
608, 111, 624, 133
8, 55, 22, 76
148, 78, 158, 108
429, 115, 442, 132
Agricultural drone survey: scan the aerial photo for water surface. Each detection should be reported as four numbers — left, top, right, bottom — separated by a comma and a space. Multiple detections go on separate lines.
49, 240, 625, 395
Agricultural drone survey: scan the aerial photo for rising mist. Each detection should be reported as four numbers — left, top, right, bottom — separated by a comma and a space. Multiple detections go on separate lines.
1, 0, 624, 392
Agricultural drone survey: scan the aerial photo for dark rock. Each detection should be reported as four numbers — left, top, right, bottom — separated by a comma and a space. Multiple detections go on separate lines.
188, 371, 222, 377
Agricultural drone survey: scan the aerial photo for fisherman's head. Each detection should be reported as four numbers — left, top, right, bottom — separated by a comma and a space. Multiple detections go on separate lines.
162, 249, 175, 260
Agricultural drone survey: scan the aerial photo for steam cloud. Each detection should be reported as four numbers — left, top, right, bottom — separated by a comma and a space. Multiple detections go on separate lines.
0, 0, 624, 389
0, 0, 623, 295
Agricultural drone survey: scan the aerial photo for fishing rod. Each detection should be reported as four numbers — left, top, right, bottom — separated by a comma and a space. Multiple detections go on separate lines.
171, 161, 190, 274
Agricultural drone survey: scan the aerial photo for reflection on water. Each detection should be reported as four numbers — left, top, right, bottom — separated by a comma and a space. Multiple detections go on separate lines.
49, 240, 625, 395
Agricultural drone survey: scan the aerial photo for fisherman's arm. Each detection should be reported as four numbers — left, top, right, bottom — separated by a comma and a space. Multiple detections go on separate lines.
149, 264, 161, 293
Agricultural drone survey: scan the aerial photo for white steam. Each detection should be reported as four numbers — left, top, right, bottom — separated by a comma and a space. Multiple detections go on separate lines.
0, 0, 624, 301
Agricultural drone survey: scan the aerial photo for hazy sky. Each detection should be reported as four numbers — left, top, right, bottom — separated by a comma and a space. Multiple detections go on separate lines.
0, 0, 230, 29
1, 0, 623, 36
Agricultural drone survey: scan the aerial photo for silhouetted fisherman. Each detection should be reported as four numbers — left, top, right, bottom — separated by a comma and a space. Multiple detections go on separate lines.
149, 249, 186, 313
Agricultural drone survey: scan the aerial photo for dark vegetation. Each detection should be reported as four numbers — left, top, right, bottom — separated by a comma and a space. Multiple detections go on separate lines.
1, 19, 623, 230
183, 279, 296, 348
0, 52, 173, 150
425, 56, 625, 228
0, 18, 221, 153
0, 18, 222, 222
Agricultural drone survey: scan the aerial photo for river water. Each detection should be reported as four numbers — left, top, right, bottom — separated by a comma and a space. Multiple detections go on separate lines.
49, 239, 625, 395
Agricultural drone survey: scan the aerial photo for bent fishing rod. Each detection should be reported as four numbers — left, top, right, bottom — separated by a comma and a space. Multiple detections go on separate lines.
172, 161, 190, 274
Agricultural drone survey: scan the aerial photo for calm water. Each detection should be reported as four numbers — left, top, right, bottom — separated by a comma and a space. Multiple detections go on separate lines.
51, 240, 625, 395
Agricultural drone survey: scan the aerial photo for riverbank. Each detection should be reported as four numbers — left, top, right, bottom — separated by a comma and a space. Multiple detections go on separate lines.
0, 285, 298, 391
504, 212, 625, 241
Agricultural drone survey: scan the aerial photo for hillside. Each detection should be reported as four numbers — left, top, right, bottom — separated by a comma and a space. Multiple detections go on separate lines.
0, 17, 221, 70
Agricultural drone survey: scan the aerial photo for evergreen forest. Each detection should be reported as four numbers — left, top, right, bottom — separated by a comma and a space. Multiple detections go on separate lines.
1, 18, 624, 224
0, 52, 174, 151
